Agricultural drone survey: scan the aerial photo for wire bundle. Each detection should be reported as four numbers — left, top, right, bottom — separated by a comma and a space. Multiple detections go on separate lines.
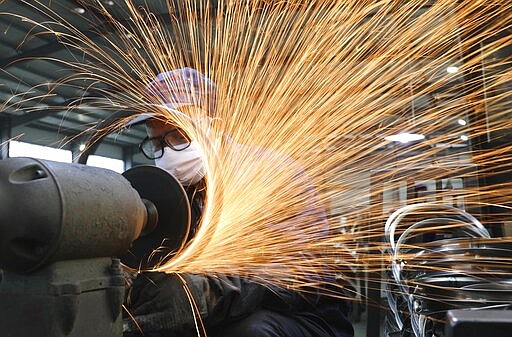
384, 204, 512, 337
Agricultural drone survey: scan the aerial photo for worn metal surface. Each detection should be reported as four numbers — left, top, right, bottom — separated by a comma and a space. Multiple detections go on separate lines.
0, 258, 124, 337
0, 157, 147, 273
0, 158, 191, 336
445, 310, 512, 337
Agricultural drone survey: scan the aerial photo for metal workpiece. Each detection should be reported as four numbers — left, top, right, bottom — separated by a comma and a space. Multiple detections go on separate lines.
0, 157, 147, 273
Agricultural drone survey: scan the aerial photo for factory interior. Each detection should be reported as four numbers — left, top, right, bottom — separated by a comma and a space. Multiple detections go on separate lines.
0, 1, 511, 337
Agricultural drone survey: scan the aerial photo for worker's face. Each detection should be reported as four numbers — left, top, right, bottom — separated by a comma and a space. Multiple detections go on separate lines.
143, 119, 191, 157
143, 118, 206, 185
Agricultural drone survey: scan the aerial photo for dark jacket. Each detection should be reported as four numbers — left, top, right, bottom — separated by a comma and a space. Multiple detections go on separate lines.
124, 271, 352, 336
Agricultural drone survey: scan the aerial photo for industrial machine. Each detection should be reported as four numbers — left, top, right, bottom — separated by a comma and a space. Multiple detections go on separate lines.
0, 157, 191, 337
2, 157, 511, 337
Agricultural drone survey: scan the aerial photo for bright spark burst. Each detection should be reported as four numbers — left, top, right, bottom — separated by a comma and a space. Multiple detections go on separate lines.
2, 0, 512, 316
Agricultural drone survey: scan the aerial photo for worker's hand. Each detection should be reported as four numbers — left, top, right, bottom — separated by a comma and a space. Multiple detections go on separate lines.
123, 272, 268, 333
127, 272, 189, 315
124, 272, 201, 333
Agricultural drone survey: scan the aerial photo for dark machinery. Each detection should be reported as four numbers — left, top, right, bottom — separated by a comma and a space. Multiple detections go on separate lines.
0, 157, 191, 337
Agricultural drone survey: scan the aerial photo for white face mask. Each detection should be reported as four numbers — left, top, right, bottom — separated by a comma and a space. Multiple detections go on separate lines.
155, 141, 206, 186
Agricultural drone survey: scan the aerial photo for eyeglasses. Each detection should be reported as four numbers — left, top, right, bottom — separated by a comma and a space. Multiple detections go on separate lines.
139, 128, 191, 160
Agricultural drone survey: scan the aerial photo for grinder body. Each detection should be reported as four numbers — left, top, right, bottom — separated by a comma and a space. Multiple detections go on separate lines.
0, 157, 190, 337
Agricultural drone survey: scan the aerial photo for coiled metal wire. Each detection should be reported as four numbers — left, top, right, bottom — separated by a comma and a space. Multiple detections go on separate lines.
384, 203, 512, 337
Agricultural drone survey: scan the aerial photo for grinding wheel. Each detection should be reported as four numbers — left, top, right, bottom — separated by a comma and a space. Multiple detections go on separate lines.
121, 165, 191, 269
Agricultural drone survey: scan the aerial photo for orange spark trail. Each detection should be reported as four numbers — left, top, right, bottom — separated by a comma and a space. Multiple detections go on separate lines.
2, 0, 511, 314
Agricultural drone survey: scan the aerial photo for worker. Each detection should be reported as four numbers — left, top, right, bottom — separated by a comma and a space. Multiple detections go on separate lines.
123, 68, 354, 337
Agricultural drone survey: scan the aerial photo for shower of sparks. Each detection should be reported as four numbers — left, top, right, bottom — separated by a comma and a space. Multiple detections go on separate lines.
2, 0, 512, 314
